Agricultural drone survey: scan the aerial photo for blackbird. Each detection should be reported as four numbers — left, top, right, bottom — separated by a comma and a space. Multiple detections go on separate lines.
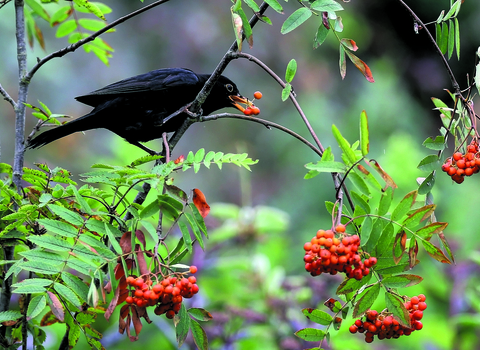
27, 68, 250, 154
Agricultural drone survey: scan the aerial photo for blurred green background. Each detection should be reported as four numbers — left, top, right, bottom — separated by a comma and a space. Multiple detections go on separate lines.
2, 0, 480, 349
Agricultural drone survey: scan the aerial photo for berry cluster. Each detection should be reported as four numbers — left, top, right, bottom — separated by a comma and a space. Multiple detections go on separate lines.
349, 294, 427, 343
243, 91, 262, 116
125, 266, 199, 319
303, 227, 377, 280
442, 140, 480, 184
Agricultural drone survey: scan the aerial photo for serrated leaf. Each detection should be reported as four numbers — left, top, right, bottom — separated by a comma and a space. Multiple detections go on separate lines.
175, 303, 190, 347
385, 292, 410, 326
185, 212, 204, 250
281, 8, 311, 34
402, 204, 436, 229
28, 235, 74, 252
382, 274, 423, 288
20, 260, 61, 275
391, 190, 417, 222
347, 171, 370, 196
422, 239, 452, 263
188, 308, 213, 321
302, 308, 333, 325
61, 272, 89, 303
37, 219, 78, 238
337, 275, 371, 295
294, 327, 326, 342
49, 204, 84, 225
178, 221, 192, 252
27, 294, 47, 319
190, 319, 209, 350
0, 310, 23, 323
72, 0, 105, 20
353, 283, 380, 318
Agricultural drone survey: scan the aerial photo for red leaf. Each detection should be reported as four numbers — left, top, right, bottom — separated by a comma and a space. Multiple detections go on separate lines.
40, 311, 60, 327
192, 188, 210, 218
393, 231, 406, 264
135, 229, 146, 250
135, 244, 148, 276
105, 285, 120, 321
322, 12, 330, 29
345, 51, 375, 83
46, 291, 64, 322
120, 231, 132, 255
366, 159, 398, 190
341, 38, 358, 51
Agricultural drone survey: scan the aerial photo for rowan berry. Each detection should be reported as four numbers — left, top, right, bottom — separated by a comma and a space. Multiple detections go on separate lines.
243, 108, 252, 116
335, 224, 346, 233
453, 152, 463, 161
189, 266, 198, 274
253, 91, 263, 99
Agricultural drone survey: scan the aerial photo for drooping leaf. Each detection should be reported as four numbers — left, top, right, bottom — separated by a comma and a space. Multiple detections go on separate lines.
385, 292, 410, 327
192, 188, 210, 218
190, 319, 209, 350
352, 283, 380, 317
382, 274, 423, 288
344, 50, 374, 82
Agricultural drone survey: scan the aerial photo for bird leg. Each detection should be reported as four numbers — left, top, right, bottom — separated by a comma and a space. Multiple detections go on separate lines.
128, 140, 159, 155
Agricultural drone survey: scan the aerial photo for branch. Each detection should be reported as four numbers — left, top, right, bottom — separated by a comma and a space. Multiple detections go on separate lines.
396, 0, 460, 93
0, 83, 17, 108
201, 113, 322, 157
26, 0, 172, 81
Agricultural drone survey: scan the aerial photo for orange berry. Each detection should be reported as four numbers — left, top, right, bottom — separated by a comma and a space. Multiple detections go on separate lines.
243, 108, 252, 116
465, 167, 474, 176
189, 266, 198, 274
456, 159, 466, 169
335, 224, 346, 233
453, 152, 463, 161
250, 106, 260, 115
126, 296, 133, 304
253, 91, 262, 99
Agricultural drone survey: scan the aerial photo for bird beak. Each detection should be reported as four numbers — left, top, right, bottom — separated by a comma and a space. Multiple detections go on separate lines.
229, 95, 252, 113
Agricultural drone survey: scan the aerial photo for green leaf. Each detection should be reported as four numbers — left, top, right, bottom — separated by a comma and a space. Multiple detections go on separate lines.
190, 319, 209, 350
447, 19, 455, 60
418, 171, 435, 195
56, 19, 77, 38
332, 124, 357, 164
352, 283, 380, 317
436, 10, 444, 24
282, 83, 292, 101
294, 327, 325, 342
391, 190, 417, 222
455, 18, 460, 59
365, 218, 384, 253
281, 8, 311, 34
78, 18, 106, 32
25, 0, 50, 22
49, 204, 84, 226
377, 187, 392, 216
178, 221, 192, 252
72, 0, 106, 20
382, 274, 423, 288
351, 191, 370, 213
439, 21, 448, 54
314, 24, 329, 48
27, 294, 47, 319
444, 0, 461, 21
104, 224, 122, 255
28, 235, 73, 252
185, 212, 204, 250
264, 0, 283, 14
243, 0, 260, 12
285, 59, 297, 83
61, 272, 89, 303
175, 303, 190, 347
310, 0, 344, 12
188, 308, 213, 321
422, 135, 445, 150
12, 278, 52, 289
305, 161, 345, 174
402, 204, 435, 229
359, 110, 369, 156
0, 310, 23, 323
19, 250, 66, 264
37, 219, 78, 238
301, 308, 333, 326
347, 171, 370, 196
385, 292, 410, 326
337, 275, 371, 295
422, 239, 452, 263
19, 260, 62, 275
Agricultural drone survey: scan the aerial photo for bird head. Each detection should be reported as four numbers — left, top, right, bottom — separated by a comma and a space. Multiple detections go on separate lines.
202, 75, 251, 115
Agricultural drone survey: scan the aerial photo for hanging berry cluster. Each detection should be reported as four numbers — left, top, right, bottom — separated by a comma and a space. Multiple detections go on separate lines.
125, 266, 199, 319
442, 140, 480, 184
349, 294, 427, 343
303, 226, 377, 280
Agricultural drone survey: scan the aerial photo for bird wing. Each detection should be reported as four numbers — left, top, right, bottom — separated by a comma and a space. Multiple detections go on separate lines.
75, 68, 201, 107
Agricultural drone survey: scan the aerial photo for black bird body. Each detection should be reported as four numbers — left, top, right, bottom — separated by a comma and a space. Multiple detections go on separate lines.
28, 68, 248, 152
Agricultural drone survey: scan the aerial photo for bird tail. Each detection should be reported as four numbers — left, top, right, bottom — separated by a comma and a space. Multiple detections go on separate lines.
27, 113, 96, 149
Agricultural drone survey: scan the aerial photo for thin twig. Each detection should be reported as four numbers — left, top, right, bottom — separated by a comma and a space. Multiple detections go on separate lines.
202, 113, 322, 157
0, 83, 17, 108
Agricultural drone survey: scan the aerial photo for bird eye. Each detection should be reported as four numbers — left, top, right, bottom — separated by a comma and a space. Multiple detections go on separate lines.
225, 84, 234, 92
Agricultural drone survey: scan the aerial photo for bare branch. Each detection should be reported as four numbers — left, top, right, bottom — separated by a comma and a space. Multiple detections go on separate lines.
0, 83, 17, 108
